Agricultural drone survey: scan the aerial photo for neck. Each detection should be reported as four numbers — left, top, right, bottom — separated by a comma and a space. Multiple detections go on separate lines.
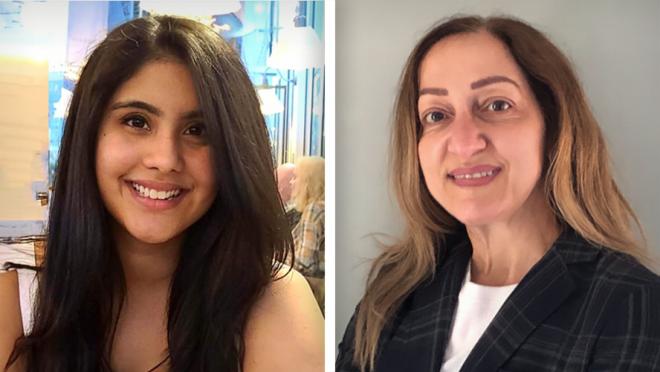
466, 187, 560, 286
112, 223, 182, 293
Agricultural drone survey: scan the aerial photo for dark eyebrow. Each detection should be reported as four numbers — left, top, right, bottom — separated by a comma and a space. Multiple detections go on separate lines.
471, 75, 520, 90
110, 100, 163, 116
110, 100, 202, 120
181, 110, 203, 121
419, 87, 449, 96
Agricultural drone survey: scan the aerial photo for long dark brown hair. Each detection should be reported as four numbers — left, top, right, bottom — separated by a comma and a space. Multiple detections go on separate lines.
6, 15, 292, 371
353, 15, 646, 371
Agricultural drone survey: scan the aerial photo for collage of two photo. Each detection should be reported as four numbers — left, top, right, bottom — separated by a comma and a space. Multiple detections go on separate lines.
1, 1, 660, 371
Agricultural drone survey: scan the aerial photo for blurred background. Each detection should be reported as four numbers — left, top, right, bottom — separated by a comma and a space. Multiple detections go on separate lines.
0, 0, 325, 267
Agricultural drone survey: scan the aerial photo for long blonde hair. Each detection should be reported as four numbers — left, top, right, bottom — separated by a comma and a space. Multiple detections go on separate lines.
293, 156, 325, 214
353, 15, 648, 371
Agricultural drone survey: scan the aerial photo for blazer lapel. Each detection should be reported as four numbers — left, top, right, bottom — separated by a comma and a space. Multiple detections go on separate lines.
460, 235, 579, 371
375, 235, 472, 372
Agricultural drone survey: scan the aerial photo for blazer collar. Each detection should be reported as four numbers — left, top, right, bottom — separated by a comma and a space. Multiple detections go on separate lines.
384, 227, 602, 372
460, 228, 601, 371
375, 232, 472, 372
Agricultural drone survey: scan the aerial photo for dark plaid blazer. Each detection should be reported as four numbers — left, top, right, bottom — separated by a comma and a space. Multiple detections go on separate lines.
337, 228, 660, 371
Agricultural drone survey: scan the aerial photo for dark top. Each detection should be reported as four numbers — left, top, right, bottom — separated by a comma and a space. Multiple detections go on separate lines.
337, 228, 660, 371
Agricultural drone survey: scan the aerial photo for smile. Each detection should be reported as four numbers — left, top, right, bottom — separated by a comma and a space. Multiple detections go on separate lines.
448, 166, 502, 187
125, 180, 188, 211
452, 169, 495, 180
131, 182, 181, 200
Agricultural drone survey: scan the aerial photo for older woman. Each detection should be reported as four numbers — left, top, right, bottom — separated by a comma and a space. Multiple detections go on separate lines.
337, 16, 660, 372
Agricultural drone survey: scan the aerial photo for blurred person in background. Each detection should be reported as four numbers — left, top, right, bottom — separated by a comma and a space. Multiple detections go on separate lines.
291, 156, 325, 314
276, 163, 301, 228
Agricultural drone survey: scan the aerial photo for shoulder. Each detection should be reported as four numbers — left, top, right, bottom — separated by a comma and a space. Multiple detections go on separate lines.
573, 244, 660, 323
303, 200, 325, 215
243, 266, 324, 372
555, 230, 660, 294
0, 270, 24, 370
565, 240, 660, 314
588, 247, 660, 295
579, 250, 660, 369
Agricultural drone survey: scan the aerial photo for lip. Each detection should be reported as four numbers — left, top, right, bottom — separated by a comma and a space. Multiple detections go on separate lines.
125, 180, 188, 211
447, 165, 502, 187
448, 165, 500, 177
126, 179, 187, 192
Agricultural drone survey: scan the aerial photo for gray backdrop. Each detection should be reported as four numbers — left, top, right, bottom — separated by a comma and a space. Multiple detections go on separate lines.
336, 0, 660, 349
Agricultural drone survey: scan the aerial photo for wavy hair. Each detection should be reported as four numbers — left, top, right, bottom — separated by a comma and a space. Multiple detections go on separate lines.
292, 156, 325, 214
6, 15, 292, 371
353, 15, 647, 371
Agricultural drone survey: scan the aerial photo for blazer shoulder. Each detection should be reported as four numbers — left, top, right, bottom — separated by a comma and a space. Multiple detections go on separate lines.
586, 250, 660, 370
591, 247, 660, 288
583, 247, 660, 327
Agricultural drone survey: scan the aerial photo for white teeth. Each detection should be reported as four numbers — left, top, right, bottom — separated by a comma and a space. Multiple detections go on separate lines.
131, 182, 182, 200
453, 170, 496, 180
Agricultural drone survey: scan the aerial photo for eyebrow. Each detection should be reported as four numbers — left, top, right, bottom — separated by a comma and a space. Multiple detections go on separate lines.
419, 87, 449, 96
418, 75, 520, 96
109, 100, 202, 120
470, 75, 520, 90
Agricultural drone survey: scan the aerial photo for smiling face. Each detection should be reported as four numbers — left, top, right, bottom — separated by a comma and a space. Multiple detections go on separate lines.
417, 31, 546, 227
96, 60, 217, 245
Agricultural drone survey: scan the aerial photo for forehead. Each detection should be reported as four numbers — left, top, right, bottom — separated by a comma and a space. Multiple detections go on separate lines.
110, 60, 199, 111
277, 165, 295, 178
418, 30, 526, 89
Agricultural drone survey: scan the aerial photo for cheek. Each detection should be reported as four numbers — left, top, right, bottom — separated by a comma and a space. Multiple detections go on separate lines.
187, 148, 217, 194
417, 133, 447, 185
496, 125, 545, 185
96, 132, 137, 184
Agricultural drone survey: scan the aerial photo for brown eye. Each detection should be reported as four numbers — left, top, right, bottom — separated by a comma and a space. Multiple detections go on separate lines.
184, 123, 206, 136
423, 111, 447, 124
487, 100, 512, 112
122, 115, 150, 130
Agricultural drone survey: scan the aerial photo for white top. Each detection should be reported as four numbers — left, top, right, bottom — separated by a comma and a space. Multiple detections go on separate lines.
440, 264, 518, 372
15, 268, 38, 334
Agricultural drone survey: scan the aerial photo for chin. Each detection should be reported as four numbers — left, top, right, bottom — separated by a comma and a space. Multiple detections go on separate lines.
449, 207, 503, 227
457, 217, 494, 228
126, 227, 183, 245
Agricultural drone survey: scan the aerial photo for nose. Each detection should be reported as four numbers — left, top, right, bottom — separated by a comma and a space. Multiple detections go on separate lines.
446, 114, 488, 159
142, 132, 184, 173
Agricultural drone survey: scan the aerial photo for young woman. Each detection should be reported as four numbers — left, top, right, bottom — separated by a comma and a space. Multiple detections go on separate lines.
337, 15, 660, 372
0, 15, 323, 372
